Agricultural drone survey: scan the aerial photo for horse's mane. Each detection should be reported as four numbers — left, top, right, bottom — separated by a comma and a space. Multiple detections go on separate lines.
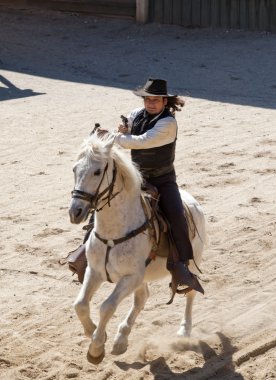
78, 134, 143, 194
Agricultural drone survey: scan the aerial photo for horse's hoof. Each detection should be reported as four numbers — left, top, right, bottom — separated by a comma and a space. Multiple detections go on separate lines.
87, 349, 105, 365
111, 343, 128, 356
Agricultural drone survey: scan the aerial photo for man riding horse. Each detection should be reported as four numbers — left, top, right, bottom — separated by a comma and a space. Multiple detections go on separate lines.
94, 78, 204, 295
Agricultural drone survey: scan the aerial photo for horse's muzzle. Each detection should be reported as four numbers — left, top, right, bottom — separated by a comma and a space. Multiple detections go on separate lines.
69, 199, 90, 224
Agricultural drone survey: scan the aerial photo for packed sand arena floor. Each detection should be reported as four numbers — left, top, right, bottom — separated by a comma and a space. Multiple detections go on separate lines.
1, 7, 275, 380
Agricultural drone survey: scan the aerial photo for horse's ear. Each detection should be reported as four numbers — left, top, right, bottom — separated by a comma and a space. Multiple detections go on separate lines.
90, 123, 101, 135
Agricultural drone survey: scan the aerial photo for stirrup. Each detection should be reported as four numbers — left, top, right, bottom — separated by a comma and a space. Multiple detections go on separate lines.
176, 284, 193, 295
61, 244, 87, 284
167, 262, 204, 304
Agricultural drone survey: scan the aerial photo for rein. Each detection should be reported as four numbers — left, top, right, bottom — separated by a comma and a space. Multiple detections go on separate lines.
94, 219, 150, 283
71, 161, 119, 211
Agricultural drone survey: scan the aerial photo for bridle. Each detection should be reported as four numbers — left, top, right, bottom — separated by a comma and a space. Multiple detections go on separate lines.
71, 157, 152, 284
71, 161, 120, 212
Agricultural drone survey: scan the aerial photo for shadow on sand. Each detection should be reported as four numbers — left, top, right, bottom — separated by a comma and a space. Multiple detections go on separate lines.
0, 75, 44, 101
115, 332, 244, 380
0, 8, 275, 109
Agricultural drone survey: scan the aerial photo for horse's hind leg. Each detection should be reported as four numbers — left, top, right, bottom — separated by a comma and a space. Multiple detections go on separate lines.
74, 266, 102, 337
112, 282, 149, 355
177, 290, 196, 337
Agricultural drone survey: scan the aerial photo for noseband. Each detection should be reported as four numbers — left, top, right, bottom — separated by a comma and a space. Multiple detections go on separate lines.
71, 161, 119, 211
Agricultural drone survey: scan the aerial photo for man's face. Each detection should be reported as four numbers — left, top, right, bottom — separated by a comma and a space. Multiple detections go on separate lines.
144, 96, 167, 115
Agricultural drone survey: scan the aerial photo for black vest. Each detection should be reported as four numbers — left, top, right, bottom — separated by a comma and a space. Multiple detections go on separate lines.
131, 108, 176, 178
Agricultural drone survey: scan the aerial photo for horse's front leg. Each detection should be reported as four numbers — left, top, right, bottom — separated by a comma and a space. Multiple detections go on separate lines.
177, 290, 196, 337
87, 274, 141, 364
74, 266, 102, 337
112, 282, 149, 355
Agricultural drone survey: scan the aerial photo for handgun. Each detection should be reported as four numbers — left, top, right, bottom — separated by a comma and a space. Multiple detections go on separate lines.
120, 115, 128, 127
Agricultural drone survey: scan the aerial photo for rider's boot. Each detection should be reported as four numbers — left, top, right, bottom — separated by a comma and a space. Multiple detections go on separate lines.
167, 260, 204, 304
173, 260, 204, 294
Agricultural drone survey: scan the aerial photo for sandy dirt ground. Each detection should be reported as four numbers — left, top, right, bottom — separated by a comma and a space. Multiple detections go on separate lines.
0, 7, 276, 380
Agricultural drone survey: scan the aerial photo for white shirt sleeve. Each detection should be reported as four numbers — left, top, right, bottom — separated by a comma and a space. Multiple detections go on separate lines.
127, 108, 143, 129
114, 111, 177, 149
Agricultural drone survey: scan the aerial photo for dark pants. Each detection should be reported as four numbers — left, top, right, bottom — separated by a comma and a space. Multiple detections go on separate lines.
146, 170, 193, 262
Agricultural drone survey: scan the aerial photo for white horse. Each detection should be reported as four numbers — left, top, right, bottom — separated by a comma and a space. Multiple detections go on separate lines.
69, 134, 206, 364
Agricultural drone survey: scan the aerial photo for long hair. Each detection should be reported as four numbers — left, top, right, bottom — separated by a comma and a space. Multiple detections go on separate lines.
165, 96, 185, 116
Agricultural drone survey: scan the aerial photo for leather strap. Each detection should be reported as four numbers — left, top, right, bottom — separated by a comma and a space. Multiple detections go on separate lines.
94, 219, 150, 282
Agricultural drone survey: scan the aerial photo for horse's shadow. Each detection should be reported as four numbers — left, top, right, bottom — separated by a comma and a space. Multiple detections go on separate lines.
115, 332, 244, 379
0, 74, 44, 101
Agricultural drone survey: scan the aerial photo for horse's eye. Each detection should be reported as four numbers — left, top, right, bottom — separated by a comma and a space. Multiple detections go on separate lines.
94, 169, 101, 176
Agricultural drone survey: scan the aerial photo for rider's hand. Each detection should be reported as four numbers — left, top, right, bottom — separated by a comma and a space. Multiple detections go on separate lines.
118, 124, 128, 134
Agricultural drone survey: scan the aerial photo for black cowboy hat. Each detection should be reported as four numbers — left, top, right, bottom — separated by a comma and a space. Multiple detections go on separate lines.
133, 78, 175, 97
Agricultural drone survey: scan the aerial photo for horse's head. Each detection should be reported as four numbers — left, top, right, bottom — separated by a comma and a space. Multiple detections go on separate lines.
69, 134, 116, 224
